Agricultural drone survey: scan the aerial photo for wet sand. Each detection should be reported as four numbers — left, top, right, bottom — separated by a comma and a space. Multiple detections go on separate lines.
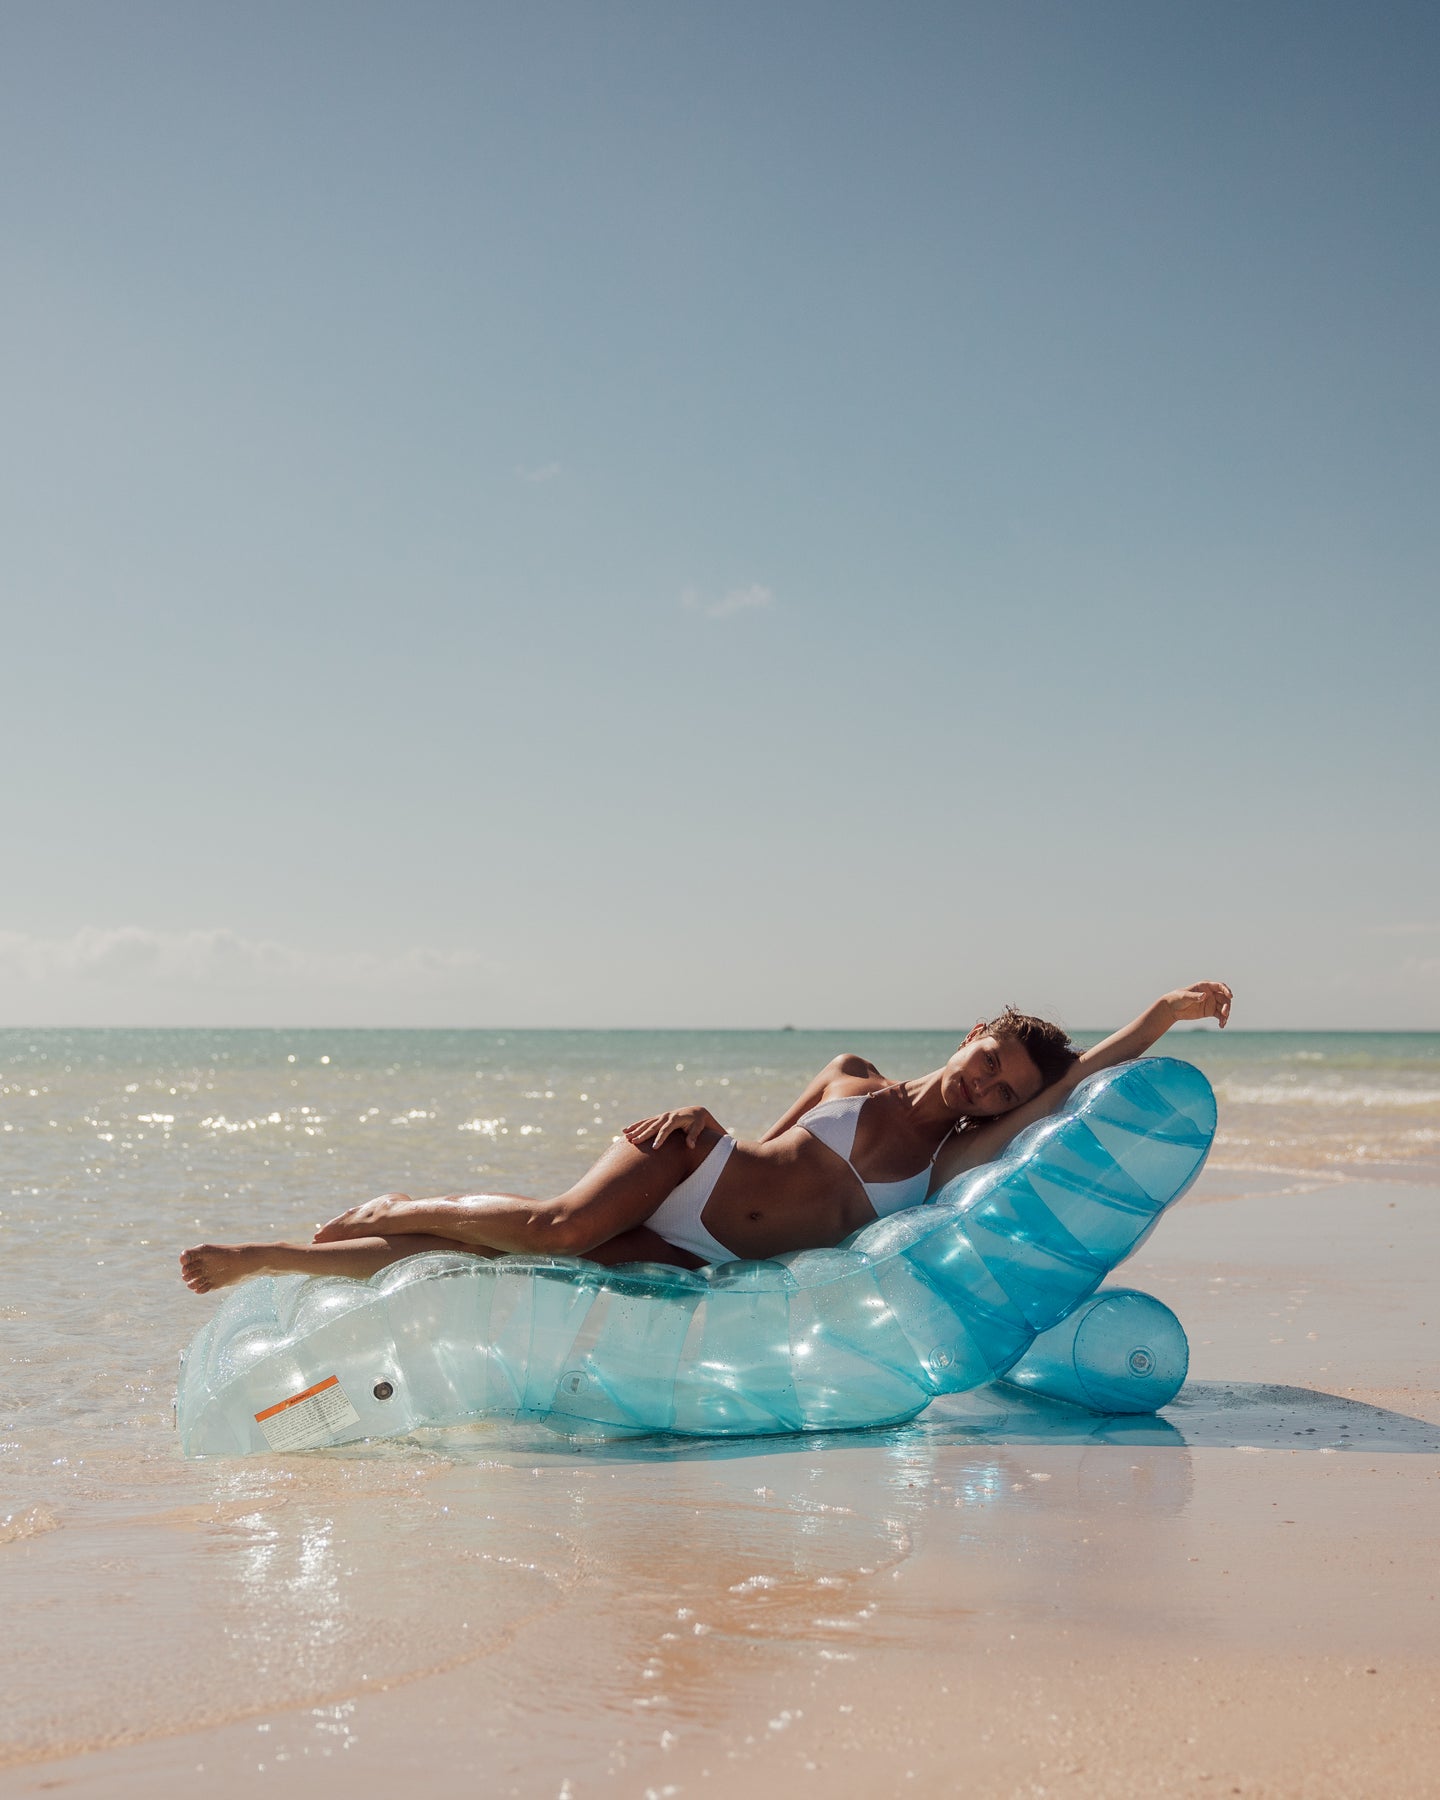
5, 1173, 1438, 1799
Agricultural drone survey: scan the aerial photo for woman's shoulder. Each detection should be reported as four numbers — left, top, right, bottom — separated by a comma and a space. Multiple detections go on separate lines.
824, 1052, 887, 1083
814, 1059, 892, 1107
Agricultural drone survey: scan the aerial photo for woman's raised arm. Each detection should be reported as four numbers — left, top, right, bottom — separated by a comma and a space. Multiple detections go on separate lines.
930, 981, 1232, 1188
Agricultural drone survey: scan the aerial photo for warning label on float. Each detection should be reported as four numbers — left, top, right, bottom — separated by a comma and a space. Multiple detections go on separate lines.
254, 1375, 359, 1451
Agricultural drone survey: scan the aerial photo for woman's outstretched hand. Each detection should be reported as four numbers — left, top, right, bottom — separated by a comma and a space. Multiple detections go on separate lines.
623, 1106, 725, 1151
1065, 981, 1235, 1097
1163, 981, 1233, 1027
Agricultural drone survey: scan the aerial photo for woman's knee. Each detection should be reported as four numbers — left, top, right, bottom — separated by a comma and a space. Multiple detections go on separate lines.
543, 1136, 703, 1256
546, 1182, 670, 1255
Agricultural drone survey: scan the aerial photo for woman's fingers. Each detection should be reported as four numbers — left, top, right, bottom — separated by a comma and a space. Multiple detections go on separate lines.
624, 1114, 675, 1148
1178, 980, 1233, 1025
1196, 981, 1231, 1021
625, 1109, 717, 1151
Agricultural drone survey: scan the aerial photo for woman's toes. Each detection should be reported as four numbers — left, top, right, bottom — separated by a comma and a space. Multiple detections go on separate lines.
180, 1244, 248, 1292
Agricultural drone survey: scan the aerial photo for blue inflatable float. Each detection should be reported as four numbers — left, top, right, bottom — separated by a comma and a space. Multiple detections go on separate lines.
176, 1057, 1213, 1456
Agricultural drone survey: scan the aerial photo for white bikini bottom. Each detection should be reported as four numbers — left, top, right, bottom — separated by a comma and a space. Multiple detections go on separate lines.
646, 1134, 737, 1265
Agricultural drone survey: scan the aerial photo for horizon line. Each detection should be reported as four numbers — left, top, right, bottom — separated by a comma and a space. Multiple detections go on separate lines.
2, 1024, 1435, 1037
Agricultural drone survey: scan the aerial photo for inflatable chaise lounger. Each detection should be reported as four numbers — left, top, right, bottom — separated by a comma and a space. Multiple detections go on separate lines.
177, 1058, 1214, 1456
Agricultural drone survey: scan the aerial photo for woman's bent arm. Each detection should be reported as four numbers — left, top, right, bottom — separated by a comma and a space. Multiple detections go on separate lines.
931, 981, 1231, 1187
623, 1106, 727, 1150
609, 1059, 884, 1155
1071, 981, 1231, 1078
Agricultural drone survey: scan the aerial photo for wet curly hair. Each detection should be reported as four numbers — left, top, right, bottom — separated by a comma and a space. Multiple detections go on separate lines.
984, 1006, 1079, 1091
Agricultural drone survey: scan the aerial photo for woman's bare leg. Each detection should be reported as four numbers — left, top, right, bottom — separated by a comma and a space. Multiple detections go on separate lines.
583, 1225, 704, 1270
311, 1129, 724, 1258
180, 1233, 488, 1295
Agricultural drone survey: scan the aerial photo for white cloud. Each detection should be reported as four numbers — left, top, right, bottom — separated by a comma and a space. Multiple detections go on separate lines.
516, 462, 562, 483
681, 583, 774, 620
0, 926, 494, 992
1364, 922, 1440, 937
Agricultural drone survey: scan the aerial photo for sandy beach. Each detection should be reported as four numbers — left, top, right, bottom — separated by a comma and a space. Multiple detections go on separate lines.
6, 1156, 1436, 1799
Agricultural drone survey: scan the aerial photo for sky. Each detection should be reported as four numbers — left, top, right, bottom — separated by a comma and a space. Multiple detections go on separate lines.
1, 1, 1437, 1030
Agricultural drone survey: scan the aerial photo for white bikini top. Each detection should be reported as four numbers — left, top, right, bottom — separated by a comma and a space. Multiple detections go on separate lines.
795, 1093, 951, 1218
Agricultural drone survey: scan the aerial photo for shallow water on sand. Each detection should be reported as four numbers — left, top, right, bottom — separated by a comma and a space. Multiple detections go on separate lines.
2, 1027, 1437, 1768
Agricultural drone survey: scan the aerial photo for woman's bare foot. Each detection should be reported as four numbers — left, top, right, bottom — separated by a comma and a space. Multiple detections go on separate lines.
180, 1244, 274, 1293
181, 1232, 490, 1293
312, 1193, 415, 1242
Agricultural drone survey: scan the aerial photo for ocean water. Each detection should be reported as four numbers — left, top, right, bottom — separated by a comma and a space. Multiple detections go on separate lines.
2, 1026, 1437, 1771
1150, 1028, 1440, 1185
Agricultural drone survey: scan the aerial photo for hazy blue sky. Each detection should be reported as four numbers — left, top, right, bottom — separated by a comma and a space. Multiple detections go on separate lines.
2, 1, 1436, 1029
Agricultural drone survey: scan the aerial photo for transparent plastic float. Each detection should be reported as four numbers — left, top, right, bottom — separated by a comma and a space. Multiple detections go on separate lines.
177, 1057, 1212, 1455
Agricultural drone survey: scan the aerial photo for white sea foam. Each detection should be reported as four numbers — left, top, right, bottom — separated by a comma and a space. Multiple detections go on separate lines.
1216, 1081, 1440, 1110
0, 1505, 60, 1545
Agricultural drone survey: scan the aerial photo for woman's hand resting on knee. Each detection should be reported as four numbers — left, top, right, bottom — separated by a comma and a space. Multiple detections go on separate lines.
623, 1107, 725, 1151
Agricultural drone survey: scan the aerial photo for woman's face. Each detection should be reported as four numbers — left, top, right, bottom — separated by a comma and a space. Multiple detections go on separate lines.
939, 1029, 1046, 1118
